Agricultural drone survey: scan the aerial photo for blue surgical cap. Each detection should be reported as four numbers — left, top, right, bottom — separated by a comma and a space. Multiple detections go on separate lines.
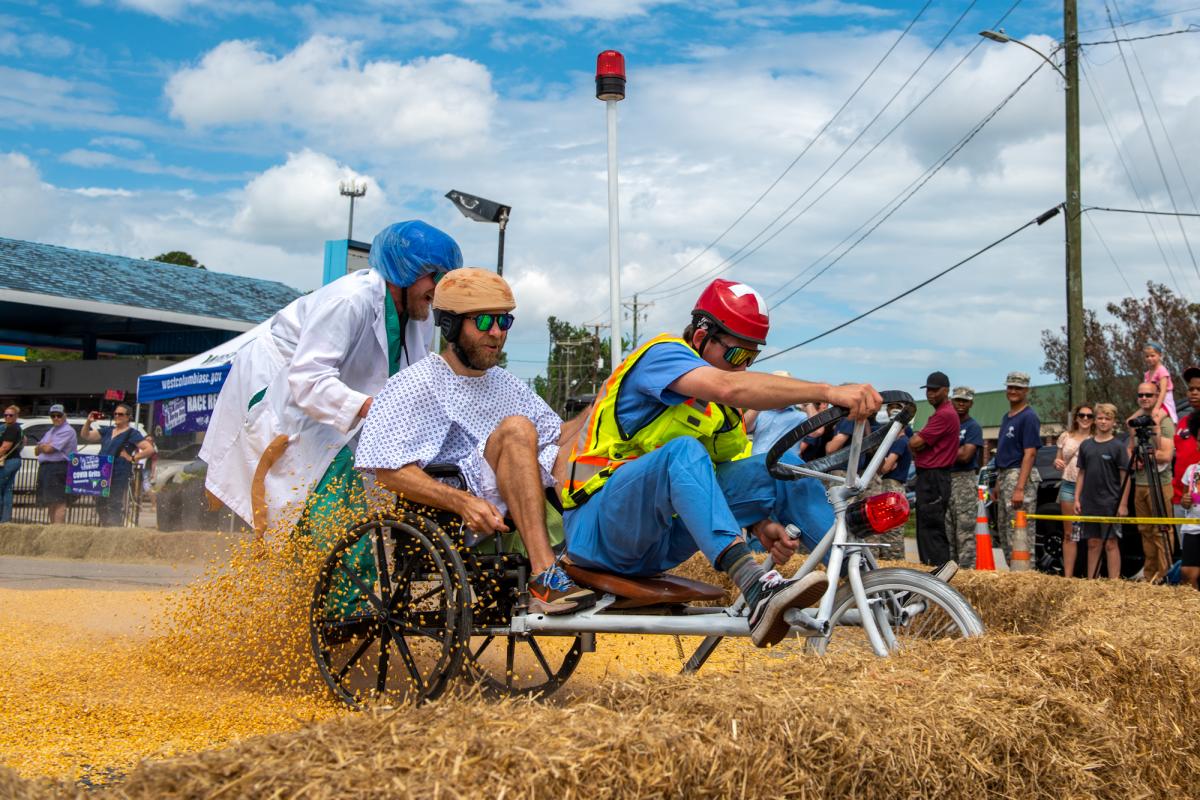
368, 220, 463, 287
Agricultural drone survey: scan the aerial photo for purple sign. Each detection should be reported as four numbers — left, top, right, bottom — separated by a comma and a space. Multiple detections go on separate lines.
66, 454, 114, 497
154, 392, 221, 436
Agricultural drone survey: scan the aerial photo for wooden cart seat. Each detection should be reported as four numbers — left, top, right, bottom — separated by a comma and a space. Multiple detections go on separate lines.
562, 560, 725, 609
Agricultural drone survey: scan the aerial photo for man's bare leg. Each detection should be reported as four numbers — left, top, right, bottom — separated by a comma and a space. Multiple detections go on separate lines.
484, 415, 595, 614
483, 415, 555, 573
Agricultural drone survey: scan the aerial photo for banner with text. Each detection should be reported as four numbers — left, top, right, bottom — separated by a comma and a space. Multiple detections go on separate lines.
154, 393, 221, 436
66, 454, 113, 497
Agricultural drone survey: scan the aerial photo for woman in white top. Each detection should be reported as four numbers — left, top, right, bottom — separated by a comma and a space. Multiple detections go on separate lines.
1054, 404, 1094, 577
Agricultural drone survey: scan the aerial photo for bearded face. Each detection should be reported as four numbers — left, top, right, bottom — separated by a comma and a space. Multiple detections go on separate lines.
456, 317, 506, 370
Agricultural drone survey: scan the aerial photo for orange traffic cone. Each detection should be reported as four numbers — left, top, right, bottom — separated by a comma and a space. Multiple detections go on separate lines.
1011, 510, 1031, 572
974, 486, 995, 571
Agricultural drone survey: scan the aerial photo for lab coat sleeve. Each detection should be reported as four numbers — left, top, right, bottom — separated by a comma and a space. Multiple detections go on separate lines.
286, 293, 373, 434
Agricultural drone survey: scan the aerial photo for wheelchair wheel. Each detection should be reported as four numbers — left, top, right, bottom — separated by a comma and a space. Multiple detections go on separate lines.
460, 551, 584, 698
806, 567, 984, 655
465, 632, 585, 698
310, 514, 471, 708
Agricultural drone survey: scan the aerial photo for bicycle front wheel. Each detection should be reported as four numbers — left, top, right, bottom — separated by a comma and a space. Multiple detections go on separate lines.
807, 567, 984, 655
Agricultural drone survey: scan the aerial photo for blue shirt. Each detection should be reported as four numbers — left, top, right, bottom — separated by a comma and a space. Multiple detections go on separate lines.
615, 341, 708, 435
750, 407, 808, 457
995, 406, 1040, 469
99, 425, 145, 480
882, 425, 913, 481
952, 417, 984, 473
833, 417, 882, 471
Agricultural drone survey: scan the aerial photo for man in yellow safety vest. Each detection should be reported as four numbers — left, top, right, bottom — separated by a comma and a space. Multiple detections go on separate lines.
561, 279, 881, 647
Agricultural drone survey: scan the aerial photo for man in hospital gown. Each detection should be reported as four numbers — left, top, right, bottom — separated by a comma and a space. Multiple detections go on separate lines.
201, 220, 463, 537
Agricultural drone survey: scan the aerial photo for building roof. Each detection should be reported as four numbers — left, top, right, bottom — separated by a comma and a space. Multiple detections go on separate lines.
0, 237, 301, 329
913, 382, 1068, 434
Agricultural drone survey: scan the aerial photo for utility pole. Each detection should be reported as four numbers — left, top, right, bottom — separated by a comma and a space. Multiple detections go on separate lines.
1064, 0, 1085, 410
589, 323, 608, 393
621, 294, 654, 349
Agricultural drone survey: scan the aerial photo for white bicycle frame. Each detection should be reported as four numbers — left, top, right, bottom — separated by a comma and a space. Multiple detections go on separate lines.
510, 414, 912, 658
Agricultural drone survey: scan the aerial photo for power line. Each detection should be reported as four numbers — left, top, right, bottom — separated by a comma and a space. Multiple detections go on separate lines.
1084, 205, 1200, 217
642, 0, 987, 301
625, 1, 934, 297
1083, 211, 1135, 294
1111, 4, 1200, 216
1105, 2, 1200, 281
1080, 25, 1200, 45
1079, 4, 1200, 34
1079, 57, 1183, 293
758, 208, 1058, 362
767, 59, 1047, 310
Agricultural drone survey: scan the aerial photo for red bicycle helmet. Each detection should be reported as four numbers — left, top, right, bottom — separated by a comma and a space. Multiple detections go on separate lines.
692, 279, 769, 344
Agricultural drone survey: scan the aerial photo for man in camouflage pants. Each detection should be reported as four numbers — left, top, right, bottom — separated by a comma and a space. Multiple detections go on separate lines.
993, 371, 1041, 562
946, 387, 984, 566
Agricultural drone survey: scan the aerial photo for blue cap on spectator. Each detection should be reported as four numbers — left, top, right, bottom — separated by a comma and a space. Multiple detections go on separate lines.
49, 404, 65, 415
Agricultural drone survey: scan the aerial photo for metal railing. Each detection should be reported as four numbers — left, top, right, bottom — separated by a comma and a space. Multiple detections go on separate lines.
10, 458, 143, 527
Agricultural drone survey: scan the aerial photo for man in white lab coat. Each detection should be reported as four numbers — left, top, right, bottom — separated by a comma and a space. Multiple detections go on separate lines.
201, 220, 463, 536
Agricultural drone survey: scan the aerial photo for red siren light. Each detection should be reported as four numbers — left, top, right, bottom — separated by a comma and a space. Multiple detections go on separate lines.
847, 492, 910, 536
595, 50, 626, 101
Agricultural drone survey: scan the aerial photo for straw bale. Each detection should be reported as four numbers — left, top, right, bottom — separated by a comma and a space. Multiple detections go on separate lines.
6, 543, 1200, 798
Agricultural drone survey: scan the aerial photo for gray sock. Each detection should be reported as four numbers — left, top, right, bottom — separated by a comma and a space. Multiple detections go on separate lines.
715, 542, 767, 605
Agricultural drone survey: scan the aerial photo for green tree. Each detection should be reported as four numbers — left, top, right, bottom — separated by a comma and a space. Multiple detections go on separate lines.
1041, 281, 1200, 419
538, 317, 628, 417
151, 251, 206, 270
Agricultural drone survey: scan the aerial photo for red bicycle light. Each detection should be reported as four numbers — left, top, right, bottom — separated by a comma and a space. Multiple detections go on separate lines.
847, 492, 910, 536
596, 50, 626, 101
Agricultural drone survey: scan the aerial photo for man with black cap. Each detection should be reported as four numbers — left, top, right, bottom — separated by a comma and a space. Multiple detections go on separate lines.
908, 371, 958, 565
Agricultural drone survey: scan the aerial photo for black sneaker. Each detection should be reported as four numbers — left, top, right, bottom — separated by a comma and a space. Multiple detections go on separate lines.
528, 565, 597, 615
930, 561, 958, 583
748, 570, 829, 647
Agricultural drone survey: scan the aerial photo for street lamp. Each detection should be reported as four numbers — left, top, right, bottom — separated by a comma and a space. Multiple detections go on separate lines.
980, 15, 1084, 410
596, 49, 626, 371
978, 30, 1069, 84
339, 179, 367, 241
445, 190, 511, 276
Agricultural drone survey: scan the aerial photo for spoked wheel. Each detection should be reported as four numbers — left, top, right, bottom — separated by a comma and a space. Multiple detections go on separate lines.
466, 631, 585, 698
310, 515, 471, 708
806, 568, 984, 655
459, 551, 583, 698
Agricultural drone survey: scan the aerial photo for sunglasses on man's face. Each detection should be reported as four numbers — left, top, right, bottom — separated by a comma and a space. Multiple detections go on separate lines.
50, 413, 64, 419
714, 336, 759, 368
2, 413, 13, 418
113, 412, 129, 417
466, 313, 514, 333
1137, 392, 1156, 398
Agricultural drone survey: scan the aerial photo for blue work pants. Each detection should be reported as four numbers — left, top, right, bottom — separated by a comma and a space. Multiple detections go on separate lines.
563, 437, 834, 576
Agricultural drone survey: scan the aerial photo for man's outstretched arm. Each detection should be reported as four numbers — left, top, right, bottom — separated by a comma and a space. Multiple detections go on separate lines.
375, 465, 508, 534
671, 367, 881, 420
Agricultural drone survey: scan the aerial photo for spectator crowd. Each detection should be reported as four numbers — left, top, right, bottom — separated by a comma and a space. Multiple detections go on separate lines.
0, 403, 156, 527
748, 346, 1200, 589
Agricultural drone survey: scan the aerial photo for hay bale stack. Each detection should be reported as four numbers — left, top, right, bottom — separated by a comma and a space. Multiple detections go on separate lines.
63, 627, 1200, 799
5, 548, 1199, 798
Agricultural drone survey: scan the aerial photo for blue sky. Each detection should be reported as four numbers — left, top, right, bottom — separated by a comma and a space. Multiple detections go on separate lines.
2, 0, 1199, 407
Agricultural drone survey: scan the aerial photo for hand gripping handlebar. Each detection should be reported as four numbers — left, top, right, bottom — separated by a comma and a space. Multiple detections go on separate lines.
765, 390, 917, 480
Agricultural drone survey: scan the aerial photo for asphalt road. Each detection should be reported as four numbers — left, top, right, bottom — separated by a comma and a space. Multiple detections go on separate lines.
0, 556, 204, 590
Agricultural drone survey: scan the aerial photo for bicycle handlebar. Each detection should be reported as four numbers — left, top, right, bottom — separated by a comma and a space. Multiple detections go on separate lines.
765, 390, 917, 480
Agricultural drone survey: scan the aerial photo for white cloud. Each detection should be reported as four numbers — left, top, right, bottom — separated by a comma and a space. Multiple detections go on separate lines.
231, 149, 386, 251
165, 36, 496, 153
59, 147, 242, 181
0, 151, 322, 290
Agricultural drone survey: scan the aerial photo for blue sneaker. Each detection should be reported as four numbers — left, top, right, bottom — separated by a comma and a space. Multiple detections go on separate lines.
529, 565, 596, 615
